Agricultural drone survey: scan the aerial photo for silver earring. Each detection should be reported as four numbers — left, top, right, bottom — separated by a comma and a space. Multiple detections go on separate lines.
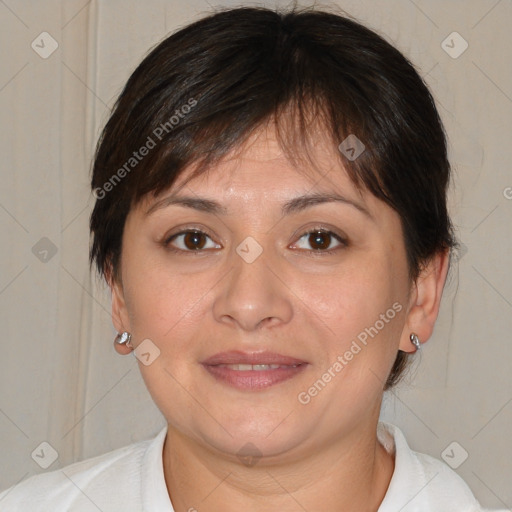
410, 333, 421, 351
115, 331, 132, 349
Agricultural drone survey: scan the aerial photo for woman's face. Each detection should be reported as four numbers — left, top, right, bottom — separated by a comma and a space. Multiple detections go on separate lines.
112, 127, 416, 462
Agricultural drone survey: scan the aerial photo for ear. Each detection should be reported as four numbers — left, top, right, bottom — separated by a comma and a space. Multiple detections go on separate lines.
399, 248, 451, 352
107, 264, 133, 355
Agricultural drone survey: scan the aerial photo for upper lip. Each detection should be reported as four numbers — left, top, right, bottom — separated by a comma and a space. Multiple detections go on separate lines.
202, 350, 307, 366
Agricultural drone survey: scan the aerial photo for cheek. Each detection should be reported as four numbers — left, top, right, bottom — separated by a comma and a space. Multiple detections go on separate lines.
305, 255, 398, 337
302, 253, 405, 391
121, 250, 200, 342
121, 257, 208, 427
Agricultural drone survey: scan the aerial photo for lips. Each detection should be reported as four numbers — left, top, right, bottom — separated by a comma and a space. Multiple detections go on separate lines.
216, 363, 291, 371
202, 350, 307, 366
201, 350, 308, 391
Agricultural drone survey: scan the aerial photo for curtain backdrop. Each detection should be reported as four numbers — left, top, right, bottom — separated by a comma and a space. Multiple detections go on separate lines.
1, 1, 511, 509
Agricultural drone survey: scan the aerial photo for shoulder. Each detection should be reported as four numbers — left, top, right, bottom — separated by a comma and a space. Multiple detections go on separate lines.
0, 428, 165, 512
377, 422, 490, 512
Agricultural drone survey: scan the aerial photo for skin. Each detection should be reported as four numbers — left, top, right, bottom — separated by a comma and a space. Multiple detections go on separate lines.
110, 126, 450, 512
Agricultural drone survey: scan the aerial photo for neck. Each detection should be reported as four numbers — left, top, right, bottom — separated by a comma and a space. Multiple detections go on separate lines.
162, 416, 395, 512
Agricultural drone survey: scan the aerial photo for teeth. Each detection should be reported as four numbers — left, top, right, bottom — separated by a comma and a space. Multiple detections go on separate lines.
218, 364, 298, 371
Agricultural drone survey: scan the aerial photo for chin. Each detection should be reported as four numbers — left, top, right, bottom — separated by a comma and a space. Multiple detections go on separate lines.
195, 410, 315, 463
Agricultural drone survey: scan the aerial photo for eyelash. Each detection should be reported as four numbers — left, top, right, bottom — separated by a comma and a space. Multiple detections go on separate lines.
162, 226, 348, 256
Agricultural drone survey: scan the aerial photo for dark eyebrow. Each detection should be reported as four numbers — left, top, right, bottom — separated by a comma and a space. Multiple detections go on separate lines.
145, 192, 373, 220
281, 192, 372, 219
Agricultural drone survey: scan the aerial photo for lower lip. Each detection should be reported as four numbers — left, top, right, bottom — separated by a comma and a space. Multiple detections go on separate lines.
202, 364, 308, 390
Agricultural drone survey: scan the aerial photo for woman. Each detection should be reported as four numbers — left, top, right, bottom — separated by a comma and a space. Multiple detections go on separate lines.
0, 6, 503, 511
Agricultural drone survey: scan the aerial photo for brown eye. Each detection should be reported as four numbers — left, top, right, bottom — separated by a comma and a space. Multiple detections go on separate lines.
294, 229, 347, 254
308, 231, 331, 250
182, 231, 207, 250
166, 230, 219, 252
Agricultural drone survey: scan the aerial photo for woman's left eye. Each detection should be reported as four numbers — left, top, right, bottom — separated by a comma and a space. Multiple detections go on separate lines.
292, 229, 347, 254
164, 228, 347, 254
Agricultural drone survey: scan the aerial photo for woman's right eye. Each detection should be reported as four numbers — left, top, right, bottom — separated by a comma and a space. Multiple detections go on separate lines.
165, 230, 220, 253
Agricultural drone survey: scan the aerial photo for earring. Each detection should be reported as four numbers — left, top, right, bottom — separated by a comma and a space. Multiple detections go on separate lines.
410, 333, 421, 351
114, 331, 133, 350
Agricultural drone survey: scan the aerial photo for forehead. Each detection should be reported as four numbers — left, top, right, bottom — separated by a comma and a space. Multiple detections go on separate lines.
142, 125, 371, 212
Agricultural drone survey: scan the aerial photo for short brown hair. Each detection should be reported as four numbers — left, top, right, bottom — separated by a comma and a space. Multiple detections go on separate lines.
89, 6, 457, 389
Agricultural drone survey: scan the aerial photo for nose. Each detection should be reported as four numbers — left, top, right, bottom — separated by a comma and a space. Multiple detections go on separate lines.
212, 242, 294, 332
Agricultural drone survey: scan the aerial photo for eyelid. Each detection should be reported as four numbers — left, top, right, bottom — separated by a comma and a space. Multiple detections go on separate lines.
292, 224, 348, 242
163, 224, 221, 248
291, 226, 348, 254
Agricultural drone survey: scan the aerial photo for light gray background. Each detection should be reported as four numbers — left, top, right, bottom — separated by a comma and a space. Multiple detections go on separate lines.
0, 0, 511, 509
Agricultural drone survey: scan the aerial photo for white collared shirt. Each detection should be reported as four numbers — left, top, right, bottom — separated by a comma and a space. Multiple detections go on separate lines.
0, 422, 503, 511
